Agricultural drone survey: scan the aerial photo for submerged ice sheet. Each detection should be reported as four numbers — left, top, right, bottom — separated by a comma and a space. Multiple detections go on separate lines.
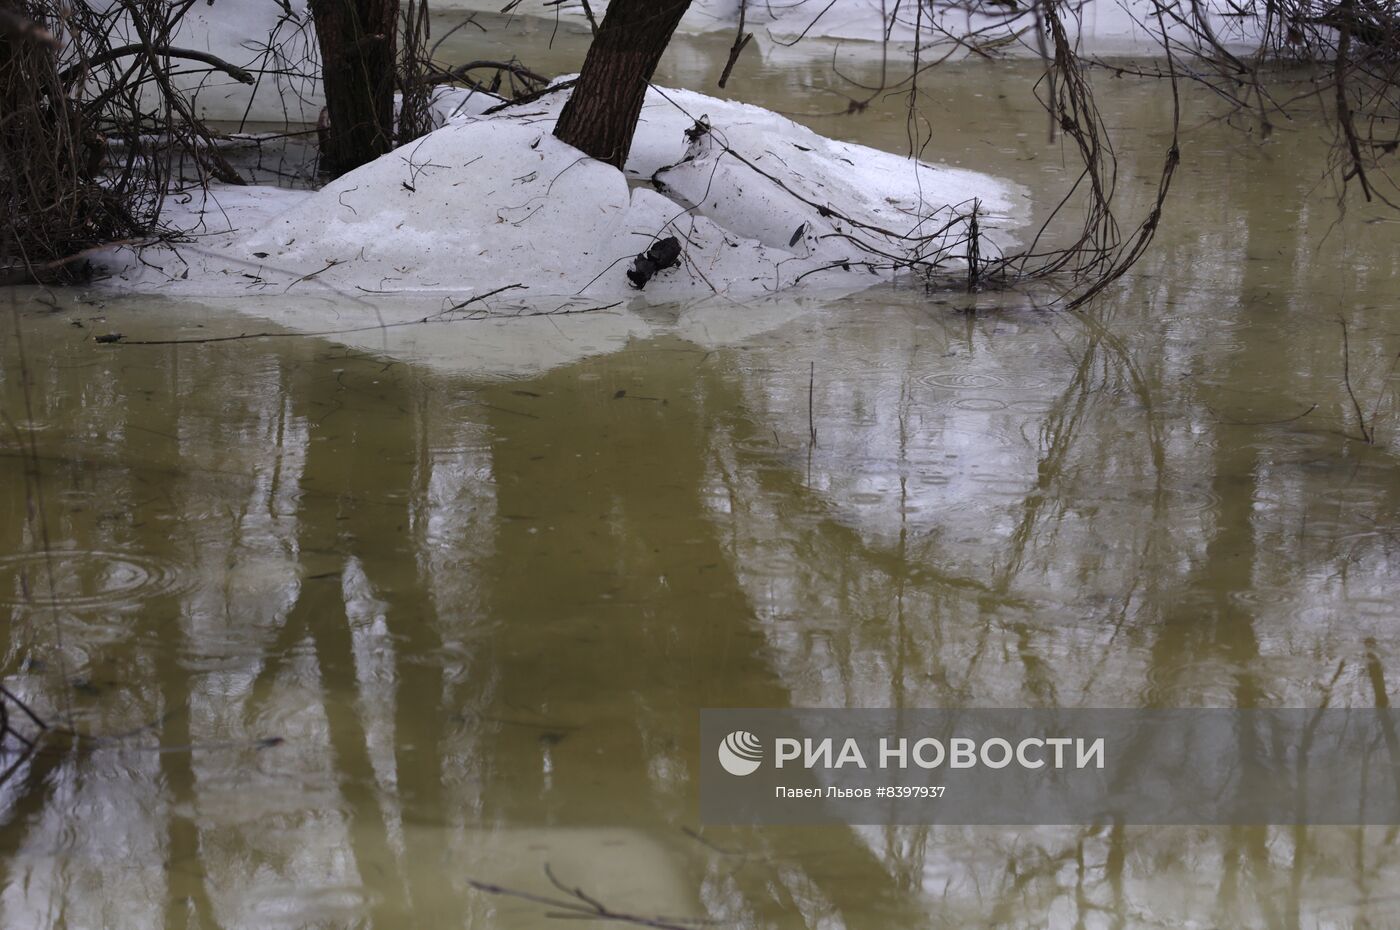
140, 0, 1264, 125
430, 0, 1263, 56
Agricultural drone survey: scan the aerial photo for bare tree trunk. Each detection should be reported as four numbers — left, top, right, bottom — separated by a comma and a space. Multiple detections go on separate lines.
553, 0, 692, 169
309, 0, 399, 176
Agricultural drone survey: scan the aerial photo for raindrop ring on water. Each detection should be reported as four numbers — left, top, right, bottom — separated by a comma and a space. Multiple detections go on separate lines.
0, 550, 190, 609
918, 371, 1005, 390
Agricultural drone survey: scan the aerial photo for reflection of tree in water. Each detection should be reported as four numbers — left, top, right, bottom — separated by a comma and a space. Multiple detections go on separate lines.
83, 333, 916, 926
697, 292, 1400, 922
0, 337, 313, 928
4, 271, 1400, 926
469, 337, 928, 925
0, 327, 923, 925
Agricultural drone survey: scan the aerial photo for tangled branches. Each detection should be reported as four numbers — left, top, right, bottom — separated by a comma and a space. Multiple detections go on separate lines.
985, 0, 1181, 306
1088, 0, 1400, 205
397, 6, 548, 133
765, 0, 1179, 302
3, 1, 147, 283
1, 0, 250, 284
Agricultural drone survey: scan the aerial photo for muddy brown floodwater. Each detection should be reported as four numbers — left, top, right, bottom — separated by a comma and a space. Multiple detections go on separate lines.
3, 16, 1400, 929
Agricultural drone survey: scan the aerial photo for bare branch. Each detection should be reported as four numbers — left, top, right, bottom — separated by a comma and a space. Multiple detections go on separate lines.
61, 44, 256, 85
718, 0, 753, 88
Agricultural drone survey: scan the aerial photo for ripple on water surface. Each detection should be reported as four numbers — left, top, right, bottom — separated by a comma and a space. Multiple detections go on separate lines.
917, 371, 1006, 390
952, 397, 1010, 412
0, 549, 192, 609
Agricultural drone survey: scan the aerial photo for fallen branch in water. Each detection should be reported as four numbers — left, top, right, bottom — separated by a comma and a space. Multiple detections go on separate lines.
0, 684, 49, 789
1338, 317, 1400, 445
1204, 403, 1318, 427
0, 685, 49, 751
1339, 316, 1374, 444
467, 864, 715, 930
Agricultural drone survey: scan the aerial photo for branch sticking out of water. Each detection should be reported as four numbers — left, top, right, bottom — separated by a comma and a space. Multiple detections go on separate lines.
717, 0, 752, 89
965, 200, 982, 292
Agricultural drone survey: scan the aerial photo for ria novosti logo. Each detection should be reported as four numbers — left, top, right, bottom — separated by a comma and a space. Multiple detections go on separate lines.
717, 730, 764, 776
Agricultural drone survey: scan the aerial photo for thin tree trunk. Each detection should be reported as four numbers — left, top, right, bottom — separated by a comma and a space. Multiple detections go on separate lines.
553, 0, 692, 169
309, 0, 399, 176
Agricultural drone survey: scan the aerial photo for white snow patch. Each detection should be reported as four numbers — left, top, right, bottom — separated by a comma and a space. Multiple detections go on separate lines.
243, 116, 798, 301
93, 86, 1026, 375
98, 85, 1025, 303
425, 85, 505, 125
637, 87, 1011, 263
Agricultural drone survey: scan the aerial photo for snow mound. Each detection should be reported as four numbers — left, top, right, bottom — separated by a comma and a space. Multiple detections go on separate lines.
236, 117, 809, 303
95, 85, 1026, 309
638, 88, 1012, 263
492, 84, 1023, 271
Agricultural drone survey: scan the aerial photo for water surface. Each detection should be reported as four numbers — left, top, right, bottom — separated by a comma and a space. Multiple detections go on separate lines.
3, 31, 1400, 930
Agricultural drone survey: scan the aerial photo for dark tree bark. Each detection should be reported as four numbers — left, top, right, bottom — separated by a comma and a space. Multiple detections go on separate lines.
309, 0, 399, 176
553, 0, 693, 169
